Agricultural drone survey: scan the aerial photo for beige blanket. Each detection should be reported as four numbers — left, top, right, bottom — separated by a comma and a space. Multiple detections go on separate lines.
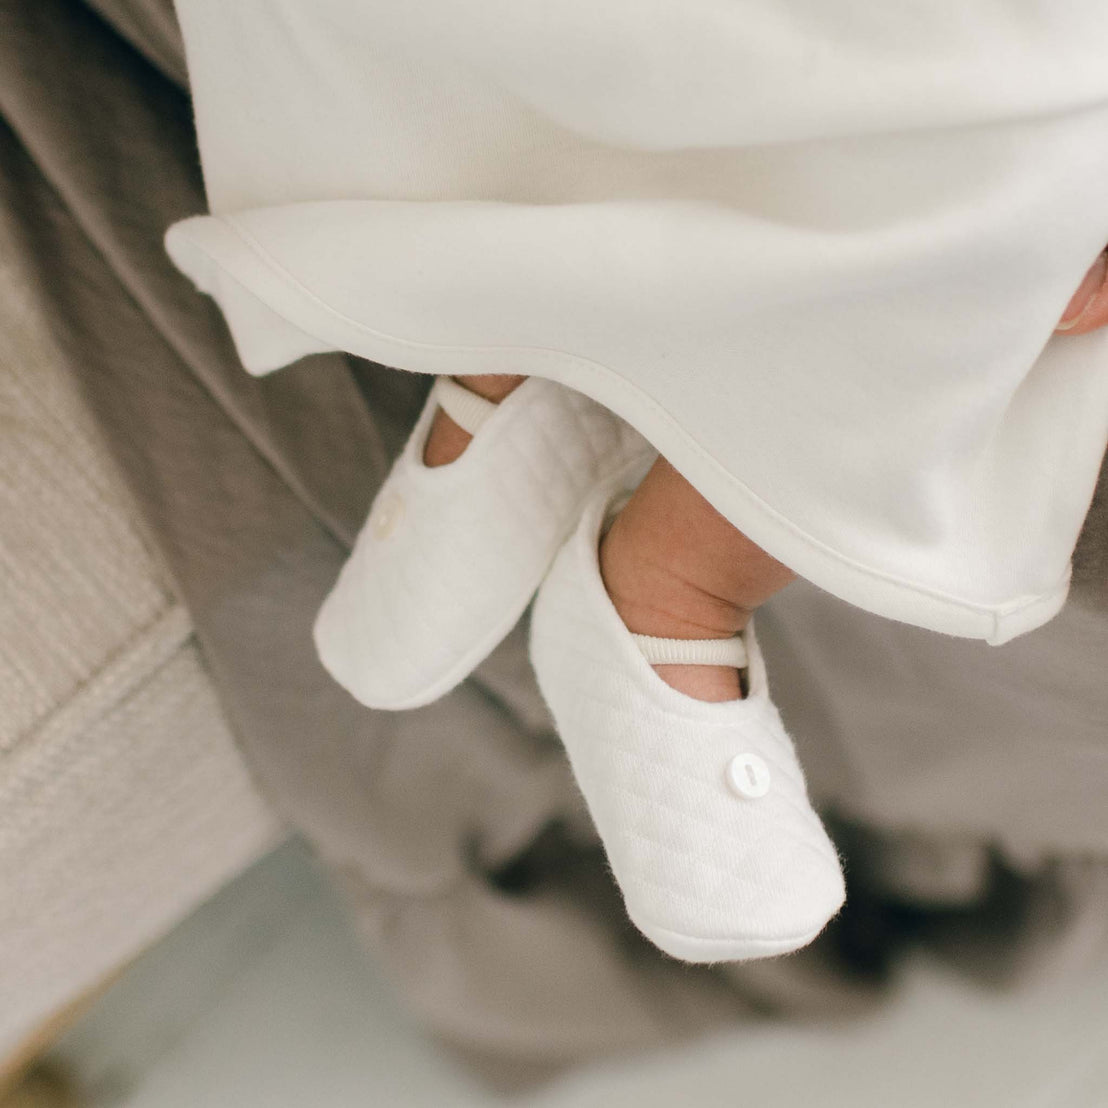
3, 0, 1106, 1086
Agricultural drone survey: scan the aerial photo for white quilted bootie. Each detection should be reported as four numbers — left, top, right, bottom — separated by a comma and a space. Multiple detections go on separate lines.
529, 467, 846, 963
314, 375, 652, 710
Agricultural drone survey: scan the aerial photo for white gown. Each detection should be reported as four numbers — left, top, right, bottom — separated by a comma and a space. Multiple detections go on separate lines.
165, 0, 1108, 645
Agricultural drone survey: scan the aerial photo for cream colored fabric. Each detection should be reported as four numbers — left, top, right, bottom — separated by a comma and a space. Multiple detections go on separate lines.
0, 217, 281, 1061
166, 0, 1108, 646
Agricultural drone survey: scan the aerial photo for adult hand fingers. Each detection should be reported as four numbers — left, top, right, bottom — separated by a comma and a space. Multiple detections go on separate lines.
1056, 250, 1108, 335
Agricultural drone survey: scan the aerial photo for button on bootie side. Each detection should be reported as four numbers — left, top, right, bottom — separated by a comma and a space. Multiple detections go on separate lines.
529, 468, 846, 963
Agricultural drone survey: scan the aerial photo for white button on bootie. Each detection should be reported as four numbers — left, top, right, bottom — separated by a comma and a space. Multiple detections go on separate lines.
529, 466, 847, 963
314, 376, 652, 710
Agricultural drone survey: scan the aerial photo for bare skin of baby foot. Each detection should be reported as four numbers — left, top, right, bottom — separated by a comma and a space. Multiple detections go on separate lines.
600, 457, 796, 702
422, 374, 526, 467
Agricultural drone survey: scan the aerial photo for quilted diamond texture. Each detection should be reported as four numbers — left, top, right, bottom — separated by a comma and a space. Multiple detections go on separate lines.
529, 473, 846, 963
314, 376, 652, 709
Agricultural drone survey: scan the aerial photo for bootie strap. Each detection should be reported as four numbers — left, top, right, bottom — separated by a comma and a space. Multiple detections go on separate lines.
632, 632, 748, 669
431, 375, 498, 436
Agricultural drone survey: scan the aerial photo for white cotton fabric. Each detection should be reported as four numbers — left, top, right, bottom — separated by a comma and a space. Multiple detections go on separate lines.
166, 0, 1108, 644
530, 467, 846, 962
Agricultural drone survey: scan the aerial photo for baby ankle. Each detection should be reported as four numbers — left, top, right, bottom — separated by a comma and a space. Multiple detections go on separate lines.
599, 524, 752, 702
599, 521, 752, 641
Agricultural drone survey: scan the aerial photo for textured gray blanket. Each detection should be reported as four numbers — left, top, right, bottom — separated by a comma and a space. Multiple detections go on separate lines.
3, 0, 1106, 1087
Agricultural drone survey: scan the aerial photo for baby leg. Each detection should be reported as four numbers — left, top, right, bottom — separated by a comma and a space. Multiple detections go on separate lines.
601, 456, 795, 702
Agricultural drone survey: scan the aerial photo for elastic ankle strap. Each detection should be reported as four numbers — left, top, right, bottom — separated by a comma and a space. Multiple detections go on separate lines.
632, 633, 748, 668
432, 376, 498, 436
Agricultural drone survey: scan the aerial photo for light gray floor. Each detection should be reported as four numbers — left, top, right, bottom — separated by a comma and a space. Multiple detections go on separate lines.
49, 839, 1108, 1108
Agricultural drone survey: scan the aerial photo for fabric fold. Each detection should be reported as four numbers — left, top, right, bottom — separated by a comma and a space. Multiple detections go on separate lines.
166, 194, 1107, 643
166, 0, 1108, 644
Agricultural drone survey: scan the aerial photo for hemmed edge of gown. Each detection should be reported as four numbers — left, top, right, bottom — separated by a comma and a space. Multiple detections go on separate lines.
164, 212, 1073, 648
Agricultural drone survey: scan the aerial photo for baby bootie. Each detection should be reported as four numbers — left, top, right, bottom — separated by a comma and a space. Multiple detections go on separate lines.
314, 375, 652, 710
529, 465, 846, 963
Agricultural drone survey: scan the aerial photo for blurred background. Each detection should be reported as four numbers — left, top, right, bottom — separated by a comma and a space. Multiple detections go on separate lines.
4, 838, 1108, 1107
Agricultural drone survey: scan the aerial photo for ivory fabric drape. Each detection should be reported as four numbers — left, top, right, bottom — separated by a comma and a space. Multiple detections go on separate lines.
167, 0, 1108, 645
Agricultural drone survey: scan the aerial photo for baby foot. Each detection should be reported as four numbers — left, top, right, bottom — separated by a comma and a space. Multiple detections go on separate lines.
423, 374, 526, 466
598, 458, 795, 703
600, 516, 749, 702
